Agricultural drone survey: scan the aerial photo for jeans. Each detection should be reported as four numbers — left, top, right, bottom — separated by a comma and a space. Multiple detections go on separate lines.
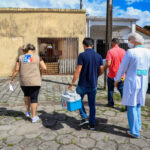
127, 104, 141, 138
107, 77, 123, 106
76, 86, 97, 125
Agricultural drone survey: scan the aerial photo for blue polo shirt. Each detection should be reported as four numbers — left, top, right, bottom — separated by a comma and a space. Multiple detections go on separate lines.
78, 48, 103, 88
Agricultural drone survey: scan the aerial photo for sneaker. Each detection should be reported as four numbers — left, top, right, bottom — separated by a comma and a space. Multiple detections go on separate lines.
89, 124, 95, 131
79, 118, 89, 127
32, 116, 40, 123
26, 112, 31, 117
127, 131, 140, 139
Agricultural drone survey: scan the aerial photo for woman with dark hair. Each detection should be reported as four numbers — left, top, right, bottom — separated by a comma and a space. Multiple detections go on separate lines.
10, 43, 47, 123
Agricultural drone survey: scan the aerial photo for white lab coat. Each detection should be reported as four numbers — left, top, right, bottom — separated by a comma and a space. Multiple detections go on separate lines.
115, 46, 150, 106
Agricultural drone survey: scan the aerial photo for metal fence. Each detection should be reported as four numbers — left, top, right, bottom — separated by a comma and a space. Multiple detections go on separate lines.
58, 59, 77, 74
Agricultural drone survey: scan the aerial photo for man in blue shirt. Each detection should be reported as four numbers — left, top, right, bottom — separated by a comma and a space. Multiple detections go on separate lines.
69, 38, 104, 130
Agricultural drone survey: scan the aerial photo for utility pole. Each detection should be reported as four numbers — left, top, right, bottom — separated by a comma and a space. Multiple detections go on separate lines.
104, 0, 113, 89
80, 0, 83, 9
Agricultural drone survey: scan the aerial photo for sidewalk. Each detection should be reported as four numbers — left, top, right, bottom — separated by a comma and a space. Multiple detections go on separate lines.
0, 75, 150, 150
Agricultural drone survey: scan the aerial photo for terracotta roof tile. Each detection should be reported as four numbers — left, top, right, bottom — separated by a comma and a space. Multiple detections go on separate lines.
136, 25, 150, 36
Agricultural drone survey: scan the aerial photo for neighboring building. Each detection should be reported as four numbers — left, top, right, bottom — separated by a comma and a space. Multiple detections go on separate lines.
86, 16, 150, 58
0, 8, 86, 76
136, 25, 150, 49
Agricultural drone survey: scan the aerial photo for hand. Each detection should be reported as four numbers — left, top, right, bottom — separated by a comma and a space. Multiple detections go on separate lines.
114, 81, 118, 87
10, 80, 13, 84
68, 84, 73, 90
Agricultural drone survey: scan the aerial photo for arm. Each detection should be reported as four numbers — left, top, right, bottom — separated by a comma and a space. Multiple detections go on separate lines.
68, 65, 82, 90
99, 65, 104, 76
40, 60, 47, 72
114, 51, 131, 85
104, 60, 111, 71
10, 62, 20, 83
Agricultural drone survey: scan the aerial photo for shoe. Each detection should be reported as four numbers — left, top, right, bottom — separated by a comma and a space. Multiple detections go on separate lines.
89, 124, 95, 131
127, 131, 140, 139
26, 112, 31, 117
79, 118, 89, 127
32, 116, 40, 123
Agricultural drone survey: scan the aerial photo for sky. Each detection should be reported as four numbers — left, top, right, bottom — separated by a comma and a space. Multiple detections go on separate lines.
0, 0, 150, 27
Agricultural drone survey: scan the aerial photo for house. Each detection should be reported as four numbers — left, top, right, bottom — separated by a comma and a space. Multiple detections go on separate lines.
86, 16, 150, 58
0, 8, 86, 76
136, 25, 150, 49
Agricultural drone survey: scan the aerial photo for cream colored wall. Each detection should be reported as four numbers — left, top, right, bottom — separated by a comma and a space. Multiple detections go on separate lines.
0, 37, 24, 76
0, 9, 86, 76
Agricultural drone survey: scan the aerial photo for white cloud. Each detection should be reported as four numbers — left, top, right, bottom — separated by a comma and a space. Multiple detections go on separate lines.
46, 0, 106, 16
125, 0, 143, 5
125, 0, 150, 5
0, 0, 37, 8
114, 6, 150, 27
0, 0, 149, 26
83, 0, 106, 16
0, 0, 106, 16
46, 0, 79, 9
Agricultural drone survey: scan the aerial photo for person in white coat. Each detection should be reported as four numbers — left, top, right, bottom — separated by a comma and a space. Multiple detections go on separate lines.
114, 33, 150, 138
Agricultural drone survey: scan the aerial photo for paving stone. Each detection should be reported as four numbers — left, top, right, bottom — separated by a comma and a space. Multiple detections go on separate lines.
96, 141, 117, 150
143, 131, 150, 139
0, 130, 9, 139
56, 134, 77, 144
40, 132, 57, 141
90, 132, 109, 141
72, 131, 88, 138
0, 76, 150, 150
0, 140, 6, 149
6, 135, 23, 145
109, 134, 129, 144
23, 146, 38, 150
59, 144, 82, 150
92, 148, 101, 150
54, 105, 62, 111
1, 146, 21, 150
19, 139, 32, 148
10, 123, 42, 136
130, 139, 149, 148
118, 144, 140, 150
103, 111, 116, 117
54, 113, 67, 121
142, 147, 150, 150
24, 132, 42, 139
77, 137, 96, 149
38, 141, 59, 150
26, 138, 42, 147
56, 123, 75, 134
0, 125, 12, 131
0, 117, 16, 125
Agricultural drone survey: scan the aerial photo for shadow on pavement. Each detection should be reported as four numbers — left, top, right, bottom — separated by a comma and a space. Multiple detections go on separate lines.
42, 79, 71, 86
42, 79, 104, 91
0, 107, 30, 121
84, 101, 126, 112
38, 110, 129, 138
0, 107, 129, 138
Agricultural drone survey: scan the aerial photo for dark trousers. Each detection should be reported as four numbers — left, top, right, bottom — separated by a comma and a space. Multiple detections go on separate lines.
76, 86, 97, 125
107, 77, 123, 106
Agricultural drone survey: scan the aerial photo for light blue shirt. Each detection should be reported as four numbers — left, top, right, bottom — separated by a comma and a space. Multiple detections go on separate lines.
115, 46, 150, 106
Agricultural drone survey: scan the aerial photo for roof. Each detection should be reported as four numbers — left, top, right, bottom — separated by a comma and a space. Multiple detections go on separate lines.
136, 25, 150, 37
87, 16, 138, 22
0, 8, 86, 14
